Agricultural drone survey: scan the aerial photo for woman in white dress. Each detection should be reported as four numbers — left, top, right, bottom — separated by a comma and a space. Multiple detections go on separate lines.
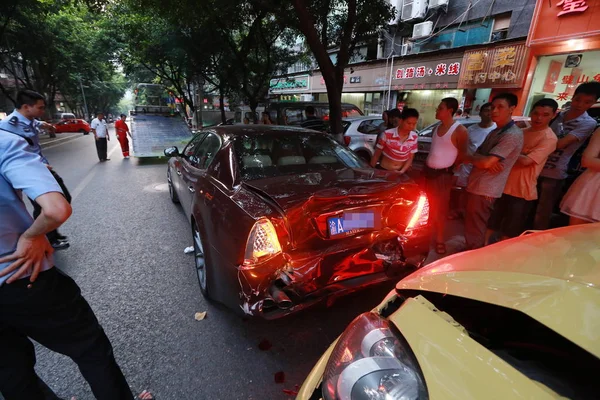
560, 128, 600, 224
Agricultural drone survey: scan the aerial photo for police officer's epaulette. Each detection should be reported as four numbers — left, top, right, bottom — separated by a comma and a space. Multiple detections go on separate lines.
8, 116, 18, 126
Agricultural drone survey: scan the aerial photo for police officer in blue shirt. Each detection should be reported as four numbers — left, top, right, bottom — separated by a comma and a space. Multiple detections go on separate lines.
0, 90, 137, 400
0, 90, 72, 250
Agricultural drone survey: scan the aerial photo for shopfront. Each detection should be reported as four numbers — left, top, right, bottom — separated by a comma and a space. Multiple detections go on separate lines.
390, 54, 465, 128
523, 0, 600, 113
311, 66, 391, 115
457, 41, 530, 116
268, 74, 313, 102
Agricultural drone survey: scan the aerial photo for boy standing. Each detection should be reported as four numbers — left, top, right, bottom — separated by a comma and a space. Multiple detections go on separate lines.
486, 99, 558, 241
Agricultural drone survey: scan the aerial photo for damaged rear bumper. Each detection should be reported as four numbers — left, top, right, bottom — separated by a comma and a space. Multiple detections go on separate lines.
236, 230, 429, 319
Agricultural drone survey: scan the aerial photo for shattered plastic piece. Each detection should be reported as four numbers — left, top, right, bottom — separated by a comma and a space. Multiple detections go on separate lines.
274, 371, 285, 384
194, 311, 207, 321
184, 246, 194, 254
258, 339, 272, 351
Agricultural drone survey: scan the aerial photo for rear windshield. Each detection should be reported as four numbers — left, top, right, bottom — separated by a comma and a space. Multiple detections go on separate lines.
234, 132, 367, 181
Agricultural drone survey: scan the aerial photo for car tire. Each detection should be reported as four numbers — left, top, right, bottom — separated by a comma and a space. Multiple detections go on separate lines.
167, 170, 180, 204
192, 220, 212, 300
356, 151, 371, 163
81, 129, 89, 135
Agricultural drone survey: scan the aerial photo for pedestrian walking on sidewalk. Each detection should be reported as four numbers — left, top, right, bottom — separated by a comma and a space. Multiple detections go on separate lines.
91, 112, 110, 161
0, 97, 152, 400
0, 90, 71, 250
115, 114, 132, 158
423, 98, 469, 254
463, 93, 524, 250
560, 127, 600, 224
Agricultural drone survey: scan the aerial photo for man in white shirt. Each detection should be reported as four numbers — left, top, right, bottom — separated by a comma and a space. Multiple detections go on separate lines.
91, 112, 110, 161
450, 103, 497, 219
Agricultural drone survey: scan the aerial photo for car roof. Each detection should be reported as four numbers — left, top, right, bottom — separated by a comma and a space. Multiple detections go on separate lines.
398, 223, 600, 358
343, 115, 383, 122
201, 124, 326, 138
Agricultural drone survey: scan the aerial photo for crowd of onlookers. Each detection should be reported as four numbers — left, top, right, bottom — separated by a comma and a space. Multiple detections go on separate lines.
372, 81, 600, 254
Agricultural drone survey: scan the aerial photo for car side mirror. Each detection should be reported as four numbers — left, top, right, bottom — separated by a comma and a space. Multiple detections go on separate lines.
164, 146, 180, 157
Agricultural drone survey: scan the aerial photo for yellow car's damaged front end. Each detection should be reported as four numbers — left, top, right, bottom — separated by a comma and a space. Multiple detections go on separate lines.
298, 224, 600, 400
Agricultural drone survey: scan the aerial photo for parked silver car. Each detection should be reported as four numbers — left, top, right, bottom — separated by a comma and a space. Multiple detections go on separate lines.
342, 115, 384, 162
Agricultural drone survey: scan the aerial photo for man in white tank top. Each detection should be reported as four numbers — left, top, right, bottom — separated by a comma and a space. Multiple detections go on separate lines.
423, 98, 468, 255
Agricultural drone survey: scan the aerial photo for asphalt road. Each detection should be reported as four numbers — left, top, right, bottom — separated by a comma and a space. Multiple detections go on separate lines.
20, 129, 414, 400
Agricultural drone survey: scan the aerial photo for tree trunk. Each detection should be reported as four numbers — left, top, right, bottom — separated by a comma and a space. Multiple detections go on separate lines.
219, 88, 226, 124
249, 99, 258, 124
325, 80, 344, 143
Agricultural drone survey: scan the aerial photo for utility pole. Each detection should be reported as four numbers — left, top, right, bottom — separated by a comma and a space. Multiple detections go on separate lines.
79, 76, 90, 121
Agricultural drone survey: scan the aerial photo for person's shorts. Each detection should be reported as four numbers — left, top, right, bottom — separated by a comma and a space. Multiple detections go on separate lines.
488, 193, 535, 238
424, 167, 454, 218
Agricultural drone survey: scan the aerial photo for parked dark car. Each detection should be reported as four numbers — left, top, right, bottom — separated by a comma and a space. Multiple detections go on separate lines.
164, 126, 430, 319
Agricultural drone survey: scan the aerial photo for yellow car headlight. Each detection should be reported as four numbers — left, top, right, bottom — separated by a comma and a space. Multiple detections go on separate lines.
322, 312, 428, 400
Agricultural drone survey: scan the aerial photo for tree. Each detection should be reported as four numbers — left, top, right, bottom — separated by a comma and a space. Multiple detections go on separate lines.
0, 1, 126, 117
268, 0, 394, 139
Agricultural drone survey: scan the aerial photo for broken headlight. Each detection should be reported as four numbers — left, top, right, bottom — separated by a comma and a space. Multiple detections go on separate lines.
322, 312, 428, 400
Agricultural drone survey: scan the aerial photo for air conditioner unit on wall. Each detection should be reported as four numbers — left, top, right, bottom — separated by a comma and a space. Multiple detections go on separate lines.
400, 44, 409, 56
412, 21, 434, 39
401, 0, 428, 21
429, 0, 449, 9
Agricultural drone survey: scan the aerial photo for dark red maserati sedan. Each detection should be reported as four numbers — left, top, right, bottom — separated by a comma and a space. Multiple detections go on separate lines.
164, 126, 430, 319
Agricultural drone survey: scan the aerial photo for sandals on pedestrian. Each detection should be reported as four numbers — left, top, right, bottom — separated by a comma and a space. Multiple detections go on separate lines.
435, 242, 447, 255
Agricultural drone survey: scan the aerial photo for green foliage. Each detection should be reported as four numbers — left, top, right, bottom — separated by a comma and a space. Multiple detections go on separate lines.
0, 0, 126, 116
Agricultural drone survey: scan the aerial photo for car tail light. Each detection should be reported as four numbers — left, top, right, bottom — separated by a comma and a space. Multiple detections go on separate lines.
406, 194, 429, 233
242, 218, 282, 268
343, 136, 351, 146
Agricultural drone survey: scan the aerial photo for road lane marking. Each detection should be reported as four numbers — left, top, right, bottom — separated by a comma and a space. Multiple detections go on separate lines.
42, 135, 85, 150
108, 143, 120, 158
40, 133, 81, 145
71, 168, 97, 201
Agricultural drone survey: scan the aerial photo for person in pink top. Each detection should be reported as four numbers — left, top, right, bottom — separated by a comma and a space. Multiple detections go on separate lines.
370, 108, 420, 173
424, 98, 468, 254
486, 98, 558, 242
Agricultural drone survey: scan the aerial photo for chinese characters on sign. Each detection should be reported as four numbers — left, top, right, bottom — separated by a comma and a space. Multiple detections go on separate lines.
458, 43, 528, 88
395, 62, 460, 79
556, 0, 589, 17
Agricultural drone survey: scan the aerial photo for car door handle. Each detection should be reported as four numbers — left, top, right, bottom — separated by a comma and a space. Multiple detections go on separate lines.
176, 169, 181, 176
188, 186, 195, 193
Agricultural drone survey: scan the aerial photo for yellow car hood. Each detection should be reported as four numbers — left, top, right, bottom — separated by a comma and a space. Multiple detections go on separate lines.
397, 223, 600, 359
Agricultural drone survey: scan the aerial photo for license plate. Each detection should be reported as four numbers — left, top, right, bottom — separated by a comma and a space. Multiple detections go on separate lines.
328, 211, 376, 237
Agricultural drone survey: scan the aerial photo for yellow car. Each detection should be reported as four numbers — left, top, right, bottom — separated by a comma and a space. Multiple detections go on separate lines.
298, 224, 600, 400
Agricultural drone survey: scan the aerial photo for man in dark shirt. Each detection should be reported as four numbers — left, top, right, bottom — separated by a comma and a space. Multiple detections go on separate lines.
301, 106, 326, 132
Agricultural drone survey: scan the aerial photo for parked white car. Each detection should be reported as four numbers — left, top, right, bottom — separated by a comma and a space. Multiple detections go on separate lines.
342, 115, 384, 162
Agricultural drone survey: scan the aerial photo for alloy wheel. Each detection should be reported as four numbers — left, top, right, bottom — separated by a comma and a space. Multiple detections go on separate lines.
193, 224, 207, 293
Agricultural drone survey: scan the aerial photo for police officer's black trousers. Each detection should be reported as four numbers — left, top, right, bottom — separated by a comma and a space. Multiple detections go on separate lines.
0, 268, 134, 400
95, 137, 108, 160
30, 169, 71, 243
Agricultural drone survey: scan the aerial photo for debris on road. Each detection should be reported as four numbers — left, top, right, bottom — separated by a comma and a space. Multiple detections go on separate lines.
282, 385, 299, 396
274, 371, 285, 384
194, 311, 207, 321
184, 246, 194, 254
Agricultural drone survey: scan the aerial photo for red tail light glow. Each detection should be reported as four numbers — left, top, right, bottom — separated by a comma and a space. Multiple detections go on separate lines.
344, 136, 351, 146
242, 219, 282, 268
406, 194, 429, 232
